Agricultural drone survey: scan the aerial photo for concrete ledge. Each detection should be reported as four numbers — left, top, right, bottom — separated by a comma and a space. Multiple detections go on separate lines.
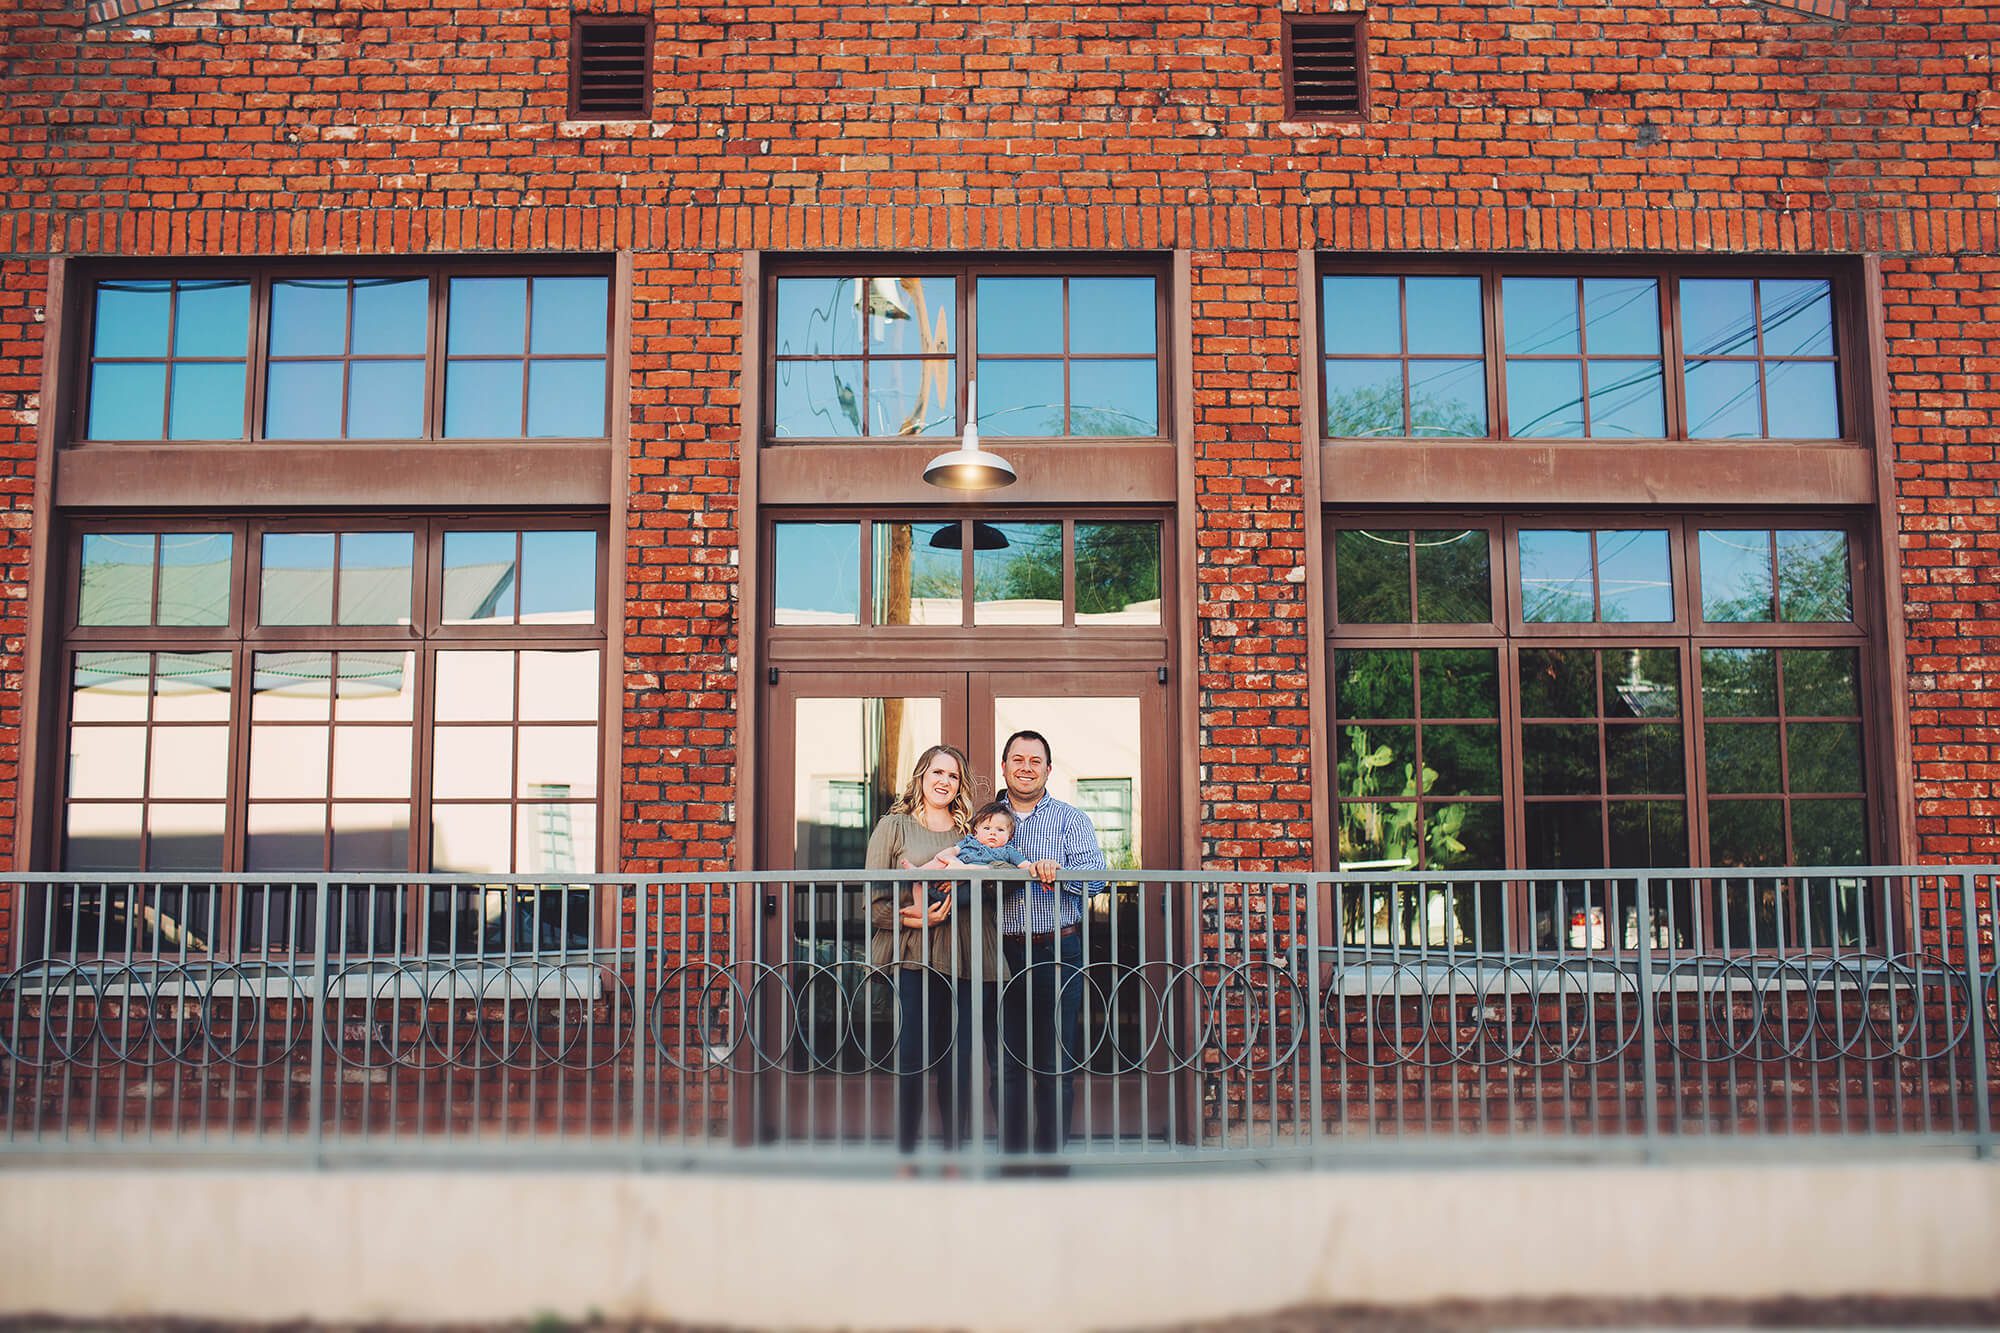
4, 1162, 1998, 1331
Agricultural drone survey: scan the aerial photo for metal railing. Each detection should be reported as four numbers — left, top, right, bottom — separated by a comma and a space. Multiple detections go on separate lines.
1, 867, 1995, 1170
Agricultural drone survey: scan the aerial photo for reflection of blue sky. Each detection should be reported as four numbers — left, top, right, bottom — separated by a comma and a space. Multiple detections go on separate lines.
353, 278, 429, 355
1323, 276, 1400, 354
271, 280, 349, 357
447, 278, 528, 355
1596, 529, 1673, 621
172, 281, 251, 357
521, 531, 596, 620
1405, 277, 1482, 354
1519, 529, 1592, 622
1070, 278, 1155, 354
775, 523, 859, 621
168, 363, 246, 439
978, 277, 1062, 354
1699, 529, 1775, 621
93, 281, 172, 357
530, 277, 609, 354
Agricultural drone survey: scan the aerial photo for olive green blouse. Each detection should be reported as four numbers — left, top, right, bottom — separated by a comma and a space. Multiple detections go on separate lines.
863, 812, 1003, 979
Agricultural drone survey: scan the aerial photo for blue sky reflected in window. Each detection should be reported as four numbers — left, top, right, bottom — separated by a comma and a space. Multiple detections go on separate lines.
352, 279, 428, 356
168, 363, 246, 440
93, 281, 171, 359
977, 278, 1062, 355
1322, 276, 1400, 355
774, 523, 860, 625
520, 531, 597, 623
1405, 277, 1483, 355
530, 277, 609, 355
270, 281, 348, 358
1070, 278, 1155, 354
447, 278, 528, 356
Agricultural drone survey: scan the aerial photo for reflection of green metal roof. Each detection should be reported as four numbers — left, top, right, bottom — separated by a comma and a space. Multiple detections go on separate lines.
77, 557, 518, 629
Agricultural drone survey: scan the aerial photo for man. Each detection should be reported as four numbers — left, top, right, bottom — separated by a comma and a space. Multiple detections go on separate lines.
992, 728, 1108, 1157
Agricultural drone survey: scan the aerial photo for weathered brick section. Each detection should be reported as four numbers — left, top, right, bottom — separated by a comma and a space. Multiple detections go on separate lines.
1886, 256, 2000, 862
0, 258, 44, 913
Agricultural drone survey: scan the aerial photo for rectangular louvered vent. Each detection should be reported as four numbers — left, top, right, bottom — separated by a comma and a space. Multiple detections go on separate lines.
1285, 17, 1368, 121
570, 18, 653, 120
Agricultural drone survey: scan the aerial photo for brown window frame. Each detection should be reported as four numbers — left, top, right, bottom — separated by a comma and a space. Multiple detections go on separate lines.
1326, 509, 1880, 952
70, 260, 616, 448
762, 257, 1172, 446
1317, 258, 1864, 446
49, 514, 610, 957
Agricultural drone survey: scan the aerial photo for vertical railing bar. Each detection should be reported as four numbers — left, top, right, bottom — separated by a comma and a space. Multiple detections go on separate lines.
306, 874, 331, 1168
1957, 870, 1993, 1158
1305, 877, 1325, 1164
631, 878, 647, 1169
1634, 871, 1662, 1160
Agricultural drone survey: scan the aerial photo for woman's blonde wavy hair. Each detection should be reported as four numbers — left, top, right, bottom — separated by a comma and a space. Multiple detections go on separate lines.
887, 742, 975, 832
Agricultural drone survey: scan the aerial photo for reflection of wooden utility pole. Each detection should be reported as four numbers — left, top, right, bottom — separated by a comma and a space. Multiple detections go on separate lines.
881, 523, 911, 791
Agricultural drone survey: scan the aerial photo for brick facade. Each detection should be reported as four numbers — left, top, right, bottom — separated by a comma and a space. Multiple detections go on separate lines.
0, 0, 1996, 889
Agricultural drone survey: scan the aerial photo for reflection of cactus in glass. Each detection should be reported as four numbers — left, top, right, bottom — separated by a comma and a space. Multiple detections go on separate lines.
1335, 725, 1465, 869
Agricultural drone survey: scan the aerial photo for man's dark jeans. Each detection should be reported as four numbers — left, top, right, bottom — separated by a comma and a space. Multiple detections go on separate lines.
996, 929, 1085, 1154
894, 969, 988, 1154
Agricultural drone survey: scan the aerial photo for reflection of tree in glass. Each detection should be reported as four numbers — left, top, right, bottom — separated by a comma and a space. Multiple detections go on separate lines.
1334, 723, 1466, 870
1068, 402, 1151, 437
1775, 533, 1851, 621
989, 528, 1063, 601
1076, 524, 1158, 616
1327, 379, 1484, 438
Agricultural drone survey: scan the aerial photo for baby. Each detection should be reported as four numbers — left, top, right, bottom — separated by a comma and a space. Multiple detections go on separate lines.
908, 800, 1030, 904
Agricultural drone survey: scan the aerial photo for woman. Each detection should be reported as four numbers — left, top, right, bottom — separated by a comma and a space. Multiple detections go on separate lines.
864, 742, 1000, 1157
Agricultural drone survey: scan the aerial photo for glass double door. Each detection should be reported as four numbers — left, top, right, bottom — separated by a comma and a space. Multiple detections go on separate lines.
763, 668, 1172, 1145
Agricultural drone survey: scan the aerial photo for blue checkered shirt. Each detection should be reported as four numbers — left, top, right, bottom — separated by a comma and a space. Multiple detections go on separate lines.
996, 794, 1108, 934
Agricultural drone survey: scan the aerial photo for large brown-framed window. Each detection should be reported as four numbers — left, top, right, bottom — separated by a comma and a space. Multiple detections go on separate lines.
1326, 513, 1876, 951
51, 516, 607, 957
1318, 261, 1857, 443
766, 260, 1168, 443
74, 263, 613, 445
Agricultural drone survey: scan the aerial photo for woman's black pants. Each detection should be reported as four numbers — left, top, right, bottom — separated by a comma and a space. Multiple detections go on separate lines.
895, 968, 988, 1153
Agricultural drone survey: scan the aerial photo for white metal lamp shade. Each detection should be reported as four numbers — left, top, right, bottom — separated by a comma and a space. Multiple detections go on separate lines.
922, 384, 1016, 491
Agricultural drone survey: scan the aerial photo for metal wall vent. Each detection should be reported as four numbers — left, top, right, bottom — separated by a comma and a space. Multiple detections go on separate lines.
1284, 16, 1369, 121
570, 18, 654, 120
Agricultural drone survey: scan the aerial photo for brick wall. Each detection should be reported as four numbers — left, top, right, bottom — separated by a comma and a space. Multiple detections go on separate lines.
0, 0, 1995, 878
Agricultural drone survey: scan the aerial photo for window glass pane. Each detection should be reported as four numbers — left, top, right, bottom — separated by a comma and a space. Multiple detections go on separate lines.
1606, 725, 1683, 794
1791, 799, 1865, 866
443, 530, 519, 624
1519, 530, 1593, 622
444, 358, 524, 436
1699, 529, 1774, 621
1705, 722, 1780, 793
1582, 278, 1661, 355
153, 654, 229, 717
773, 522, 859, 625
868, 359, 955, 437
156, 533, 233, 627
269, 280, 349, 357
1776, 529, 1851, 622
1685, 359, 1762, 438
264, 361, 345, 439
1076, 521, 1160, 624
774, 358, 864, 437
1603, 648, 1680, 718
1334, 529, 1409, 623
1760, 279, 1835, 357
1407, 360, 1486, 436
1325, 360, 1405, 437
447, 277, 528, 355
68, 726, 148, 799
1336, 799, 1419, 870
150, 725, 230, 800
1418, 648, 1498, 718
526, 359, 607, 437
519, 530, 597, 624
1333, 648, 1413, 719
1425, 724, 1500, 796
260, 532, 336, 626
1706, 798, 1783, 867
65, 803, 142, 871
345, 361, 426, 439
1321, 276, 1400, 356
331, 727, 414, 799
1596, 529, 1673, 622
1404, 277, 1483, 355
147, 803, 226, 871
93, 281, 172, 358
529, 276, 609, 355
1502, 277, 1580, 354
972, 522, 1062, 626
1413, 530, 1490, 623
1336, 724, 1417, 797
517, 726, 599, 799
350, 277, 429, 356
1783, 648, 1859, 716
519, 650, 600, 721
167, 362, 247, 439
1680, 279, 1757, 356
87, 362, 167, 439
73, 652, 151, 723
1522, 723, 1599, 795
976, 277, 1063, 355
1069, 277, 1156, 354
1702, 647, 1777, 716
775, 278, 863, 358
79, 533, 156, 626
1070, 359, 1157, 435
872, 521, 963, 626
517, 803, 598, 875
339, 532, 416, 626
252, 651, 333, 721
1519, 648, 1596, 717
869, 276, 955, 354
331, 804, 411, 872
245, 803, 325, 871
250, 726, 329, 799
1764, 360, 1840, 438
1586, 360, 1665, 437
336, 651, 416, 721
173, 281, 251, 358
1788, 722, 1863, 793
976, 358, 1064, 436
433, 727, 513, 799
435, 651, 515, 722
1505, 359, 1584, 437
1609, 802, 1686, 867
430, 804, 513, 874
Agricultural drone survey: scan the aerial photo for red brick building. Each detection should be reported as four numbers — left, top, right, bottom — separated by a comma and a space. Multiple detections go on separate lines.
0, 0, 1995, 958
